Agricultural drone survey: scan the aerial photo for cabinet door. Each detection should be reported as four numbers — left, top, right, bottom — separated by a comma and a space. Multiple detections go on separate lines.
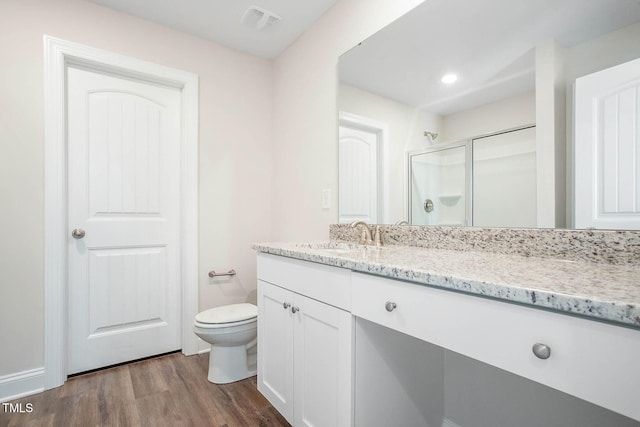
293, 294, 353, 427
257, 280, 294, 423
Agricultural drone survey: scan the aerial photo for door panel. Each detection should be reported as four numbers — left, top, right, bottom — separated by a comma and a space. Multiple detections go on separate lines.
67, 66, 182, 374
339, 125, 378, 223
257, 280, 294, 423
87, 247, 165, 337
294, 294, 352, 427
575, 57, 640, 229
88, 92, 163, 215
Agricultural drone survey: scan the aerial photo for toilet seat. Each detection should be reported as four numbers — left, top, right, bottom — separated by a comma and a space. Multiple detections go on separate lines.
195, 303, 257, 328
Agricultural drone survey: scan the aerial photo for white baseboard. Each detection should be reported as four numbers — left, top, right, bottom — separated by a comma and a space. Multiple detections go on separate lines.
441, 418, 462, 427
0, 368, 45, 402
196, 336, 211, 355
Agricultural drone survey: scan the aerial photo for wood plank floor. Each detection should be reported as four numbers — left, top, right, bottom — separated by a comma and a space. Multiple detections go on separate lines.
0, 352, 290, 427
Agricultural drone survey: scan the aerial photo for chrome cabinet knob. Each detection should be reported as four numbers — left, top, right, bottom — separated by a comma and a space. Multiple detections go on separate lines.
385, 301, 397, 312
71, 228, 85, 239
283, 302, 291, 310
532, 343, 551, 360
291, 306, 299, 314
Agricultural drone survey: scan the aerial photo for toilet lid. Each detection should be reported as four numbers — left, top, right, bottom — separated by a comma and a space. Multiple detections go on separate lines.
195, 303, 257, 324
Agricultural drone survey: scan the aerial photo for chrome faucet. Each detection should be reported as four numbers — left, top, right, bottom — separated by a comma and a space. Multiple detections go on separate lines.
350, 220, 382, 246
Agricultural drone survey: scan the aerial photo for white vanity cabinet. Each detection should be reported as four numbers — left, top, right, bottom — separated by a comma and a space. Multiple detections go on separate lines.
255, 248, 640, 425
351, 272, 640, 422
256, 254, 353, 427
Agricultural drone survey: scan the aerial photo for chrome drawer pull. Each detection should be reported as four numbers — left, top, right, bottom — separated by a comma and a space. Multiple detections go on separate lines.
291, 306, 300, 314
532, 343, 551, 360
283, 302, 291, 310
385, 301, 397, 312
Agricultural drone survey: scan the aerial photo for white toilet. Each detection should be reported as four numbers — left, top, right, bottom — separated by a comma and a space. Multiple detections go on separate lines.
193, 303, 258, 384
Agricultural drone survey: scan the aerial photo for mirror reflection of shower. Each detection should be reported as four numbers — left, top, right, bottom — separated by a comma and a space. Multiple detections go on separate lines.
410, 143, 467, 226
409, 125, 536, 227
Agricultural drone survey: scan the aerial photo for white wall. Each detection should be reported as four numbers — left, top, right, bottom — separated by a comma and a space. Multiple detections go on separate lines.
0, 0, 273, 378
565, 21, 640, 82
441, 91, 535, 142
535, 40, 567, 228
271, 0, 425, 238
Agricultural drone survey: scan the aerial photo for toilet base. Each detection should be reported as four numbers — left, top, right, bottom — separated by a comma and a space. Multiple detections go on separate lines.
207, 344, 257, 384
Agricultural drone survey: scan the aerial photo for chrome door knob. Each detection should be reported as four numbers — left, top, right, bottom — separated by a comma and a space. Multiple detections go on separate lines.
532, 343, 551, 360
283, 302, 291, 310
291, 306, 299, 314
385, 301, 397, 312
71, 228, 85, 239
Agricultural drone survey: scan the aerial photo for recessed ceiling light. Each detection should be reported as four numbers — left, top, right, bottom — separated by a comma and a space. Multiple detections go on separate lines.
441, 73, 458, 84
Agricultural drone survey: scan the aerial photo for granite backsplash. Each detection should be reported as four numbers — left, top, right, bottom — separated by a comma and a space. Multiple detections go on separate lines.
330, 224, 640, 266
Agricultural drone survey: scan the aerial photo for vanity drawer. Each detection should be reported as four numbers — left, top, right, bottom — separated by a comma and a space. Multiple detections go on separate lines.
257, 253, 351, 310
351, 272, 640, 421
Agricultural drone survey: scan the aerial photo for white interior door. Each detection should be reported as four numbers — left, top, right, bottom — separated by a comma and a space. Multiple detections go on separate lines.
339, 125, 378, 224
67, 65, 182, 374
575, 57, 640, 229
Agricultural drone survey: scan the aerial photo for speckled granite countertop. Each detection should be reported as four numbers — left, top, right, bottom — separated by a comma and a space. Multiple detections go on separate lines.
253, 241, 640, 328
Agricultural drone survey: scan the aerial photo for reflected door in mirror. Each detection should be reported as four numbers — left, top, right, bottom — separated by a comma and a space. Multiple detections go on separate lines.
339, 125, 379, 223
575, 57, 640, 230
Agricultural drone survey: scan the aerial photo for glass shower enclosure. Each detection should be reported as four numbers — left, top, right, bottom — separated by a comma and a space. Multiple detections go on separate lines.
408, 126, 536, 227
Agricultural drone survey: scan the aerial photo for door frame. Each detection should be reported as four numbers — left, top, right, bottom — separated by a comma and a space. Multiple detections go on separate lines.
43, 36, 199, 389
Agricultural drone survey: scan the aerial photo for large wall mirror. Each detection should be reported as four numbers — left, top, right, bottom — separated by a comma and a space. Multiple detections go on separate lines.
338, 0, 640, 229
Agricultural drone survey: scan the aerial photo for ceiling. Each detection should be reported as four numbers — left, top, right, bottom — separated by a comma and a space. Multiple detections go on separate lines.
339, 0, 640, 116
88, 0, 337, 59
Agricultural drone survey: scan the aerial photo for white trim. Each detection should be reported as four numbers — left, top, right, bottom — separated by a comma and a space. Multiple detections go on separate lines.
43, 35, 199, 390
441, 418, 462, 427
338, 111, 390, 223
198, 348, 212, 355
197, 337, 210, 354
0, 368, 45, 402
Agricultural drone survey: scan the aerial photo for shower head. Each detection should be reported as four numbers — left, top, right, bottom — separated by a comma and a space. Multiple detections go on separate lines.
424, 131, 438, 141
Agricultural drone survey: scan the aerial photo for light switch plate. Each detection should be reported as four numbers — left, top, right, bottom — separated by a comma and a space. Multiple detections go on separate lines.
322, 189, 331, 209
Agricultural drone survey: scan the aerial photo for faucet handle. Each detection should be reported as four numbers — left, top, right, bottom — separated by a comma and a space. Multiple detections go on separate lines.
359, 227, 368, 245
374, 226, 383, 246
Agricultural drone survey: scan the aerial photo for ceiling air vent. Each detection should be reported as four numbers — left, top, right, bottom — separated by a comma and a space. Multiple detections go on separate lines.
241, 5, 282, 31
